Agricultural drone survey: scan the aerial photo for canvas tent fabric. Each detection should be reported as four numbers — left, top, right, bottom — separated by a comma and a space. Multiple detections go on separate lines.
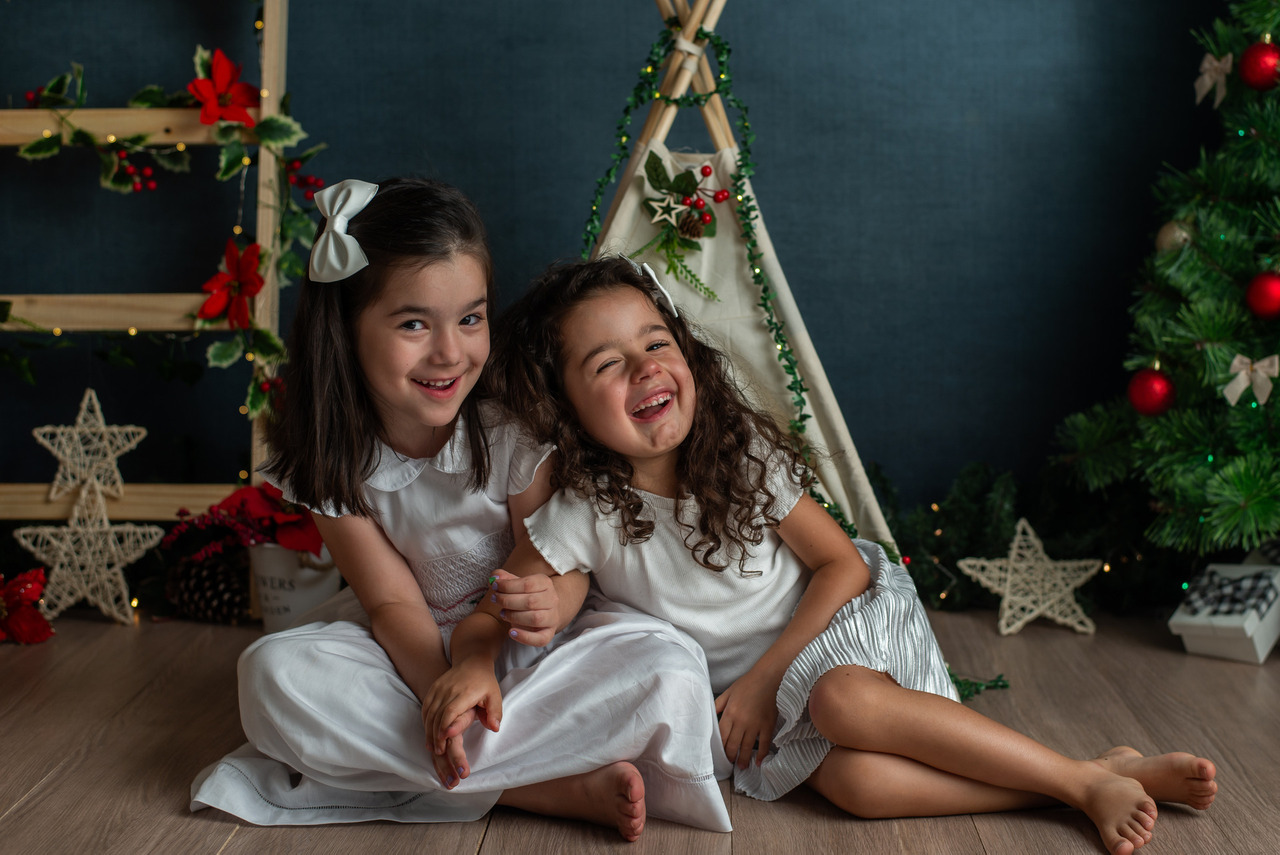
591, 137, 894, 548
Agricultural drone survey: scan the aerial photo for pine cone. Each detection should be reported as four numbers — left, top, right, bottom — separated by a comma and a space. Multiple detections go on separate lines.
677, 212, 705, 239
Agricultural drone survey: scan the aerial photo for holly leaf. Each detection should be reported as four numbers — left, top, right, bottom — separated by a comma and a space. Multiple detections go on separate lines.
281, 208, 317, 246
206, 336, 244, 369
41, 71, 73, 104
193, 45, 212, 80
291, 142, 328, 168
97, 147, 120, 183
677, 237, 702, 252
702, 212, 717, 239
0, 349, 37, 386
212, 122, 244, 145
251, 326, 287, 363
277, 248, 306, 284
68, 128, 96, 148
216, 140, 249, 181
254, 115, 307, 152
17, 135, 61, 161
151, 147, 192, 173
71, 62, 87, 107
246, 379, 271, 419
670, 171, 698, 197
644, 151, 672, 193
128, 85, 169, 108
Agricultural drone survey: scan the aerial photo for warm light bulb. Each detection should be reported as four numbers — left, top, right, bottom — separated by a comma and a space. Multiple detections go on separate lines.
260, 88, 269, 98
241, 156, 251, 166
934, 528, 942, 537
1102, 563, 1111, 573
131, 598, 139, 608
106, 134, 117, 143
52, 327, 62, 336
239, 469, 250, 480
232, 225, 243, 235
245, 352, 256, 362
42, 129, 53, 138
127, 327, 137, 336
176, 142, 186, 151
930, 503, 940, 512
239, 405, 249, 415
255, 19, 265, 30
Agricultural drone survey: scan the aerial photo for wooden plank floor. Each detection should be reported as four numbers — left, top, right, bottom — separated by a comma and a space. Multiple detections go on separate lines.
2, 607, 1276, 854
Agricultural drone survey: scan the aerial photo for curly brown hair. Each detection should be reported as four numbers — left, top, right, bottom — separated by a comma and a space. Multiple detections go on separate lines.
492, 255, 812, 572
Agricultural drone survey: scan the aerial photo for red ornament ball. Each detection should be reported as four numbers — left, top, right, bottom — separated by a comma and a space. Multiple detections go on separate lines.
714, 189, 730, 203
700, 165, 713, 177
1240, 41, 1280, 90
693, 197, 706, 210
1246, 271, 1280, 318
1128, 368, 1175, 417
700, 212, 713, 225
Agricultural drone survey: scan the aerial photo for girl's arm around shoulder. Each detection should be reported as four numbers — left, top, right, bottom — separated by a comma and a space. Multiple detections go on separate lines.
312, 512, 450, 702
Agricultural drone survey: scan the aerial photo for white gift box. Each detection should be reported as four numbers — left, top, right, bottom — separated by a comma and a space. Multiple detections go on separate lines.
1167, 564, 1280, 664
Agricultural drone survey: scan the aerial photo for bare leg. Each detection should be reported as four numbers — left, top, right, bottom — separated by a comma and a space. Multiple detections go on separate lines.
497, 762, 646, 842
808, 665, 1157, 855
1093, 746, 1217, 810
808, 747, 1056, 817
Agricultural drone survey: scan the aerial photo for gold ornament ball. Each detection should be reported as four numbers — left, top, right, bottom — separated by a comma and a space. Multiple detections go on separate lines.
1155, 221, 1193, 253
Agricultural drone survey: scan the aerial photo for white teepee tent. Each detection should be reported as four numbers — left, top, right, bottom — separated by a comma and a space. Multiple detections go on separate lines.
589, 0, 893, 547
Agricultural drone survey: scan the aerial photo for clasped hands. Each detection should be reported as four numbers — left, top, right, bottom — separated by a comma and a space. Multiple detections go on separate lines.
420, 569, 563, 788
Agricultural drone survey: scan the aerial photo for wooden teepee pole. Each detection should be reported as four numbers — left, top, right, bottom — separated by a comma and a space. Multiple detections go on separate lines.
670, 0, 735, 149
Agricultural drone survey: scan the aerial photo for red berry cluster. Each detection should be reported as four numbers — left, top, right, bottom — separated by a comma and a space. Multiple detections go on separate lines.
286, 159, 325, 200
115, 149, 158, 192
258, 374, 285, 405
23, 86, 45, 108
679, 164, 732, 225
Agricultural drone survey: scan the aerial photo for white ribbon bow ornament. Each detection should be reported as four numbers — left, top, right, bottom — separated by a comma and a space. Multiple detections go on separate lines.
1194, 52, 1233, 109
309, 179, 379, 283
1223, 353, 1279, 406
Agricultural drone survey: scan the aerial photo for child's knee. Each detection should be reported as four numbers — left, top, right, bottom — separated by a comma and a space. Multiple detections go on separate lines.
807, 665, 892, 737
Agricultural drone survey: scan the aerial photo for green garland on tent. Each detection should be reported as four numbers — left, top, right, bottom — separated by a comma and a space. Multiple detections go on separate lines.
579, 23, 867, 547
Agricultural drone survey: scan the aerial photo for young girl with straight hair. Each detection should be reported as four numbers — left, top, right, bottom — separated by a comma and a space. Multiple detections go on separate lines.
432, 255, 1218, 855
190, 181, 731, 838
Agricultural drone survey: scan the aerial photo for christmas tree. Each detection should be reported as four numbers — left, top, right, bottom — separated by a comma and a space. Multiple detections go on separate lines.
1057, 1, 1280, 556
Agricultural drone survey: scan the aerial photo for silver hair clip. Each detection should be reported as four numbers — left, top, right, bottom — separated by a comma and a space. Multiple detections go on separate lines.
309, 179, 379, 282
623, 256, 679, 318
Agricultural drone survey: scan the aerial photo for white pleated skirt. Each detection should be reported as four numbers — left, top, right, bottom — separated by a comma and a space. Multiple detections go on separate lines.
191, 589, 733, 831
733, 540, 959, 801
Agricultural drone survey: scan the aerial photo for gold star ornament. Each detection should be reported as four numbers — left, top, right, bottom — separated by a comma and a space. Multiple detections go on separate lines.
957, 518, 1102, 636
33, 388, 146, 500
14, 482, 163, 625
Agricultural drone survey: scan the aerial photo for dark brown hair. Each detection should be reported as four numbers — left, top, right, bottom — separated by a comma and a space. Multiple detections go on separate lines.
264, 177, 495, 517
491, 256, 811, 571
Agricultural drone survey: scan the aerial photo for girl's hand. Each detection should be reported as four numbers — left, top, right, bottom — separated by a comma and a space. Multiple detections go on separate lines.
431, 729, 471, 789
714, 668, 783, 769
420, 657, 503, 757
489, 568, 560, 646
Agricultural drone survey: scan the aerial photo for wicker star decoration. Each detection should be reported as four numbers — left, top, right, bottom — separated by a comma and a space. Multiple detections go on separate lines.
14, 482, 163, 625
649, 194, 683, 227
33, 388, 146, 500
957, 518, 1101, 636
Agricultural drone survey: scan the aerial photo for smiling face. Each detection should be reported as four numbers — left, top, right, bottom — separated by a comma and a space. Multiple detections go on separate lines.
558, 286, 696, 496
354, 253, 489, 459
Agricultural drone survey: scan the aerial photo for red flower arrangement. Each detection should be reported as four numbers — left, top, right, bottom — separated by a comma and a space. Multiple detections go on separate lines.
187, 48, 260, 127
1, 569, 55, 645
164, 483, 323, 560
199, 239, 264, 330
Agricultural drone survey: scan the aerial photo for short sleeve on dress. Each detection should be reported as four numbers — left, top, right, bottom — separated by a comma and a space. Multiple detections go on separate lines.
524, 490, 614, 576
754, 436, 805, 522
507, 431, 554, 497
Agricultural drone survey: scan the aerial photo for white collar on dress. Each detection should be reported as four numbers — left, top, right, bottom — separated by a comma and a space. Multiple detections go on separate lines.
365, 410, 475, 492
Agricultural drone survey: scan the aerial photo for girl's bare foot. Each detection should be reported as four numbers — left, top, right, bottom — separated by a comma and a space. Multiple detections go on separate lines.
498, 761, 646, 841
564, 762, 647, 841
1094, 746, 1217, 810
1074, 765, 1157, 855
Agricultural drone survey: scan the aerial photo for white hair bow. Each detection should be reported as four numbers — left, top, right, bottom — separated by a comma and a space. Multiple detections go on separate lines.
309, 179, 379, 283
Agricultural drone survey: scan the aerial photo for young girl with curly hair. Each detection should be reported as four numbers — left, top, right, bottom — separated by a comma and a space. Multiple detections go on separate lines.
430, 255, 1218, 855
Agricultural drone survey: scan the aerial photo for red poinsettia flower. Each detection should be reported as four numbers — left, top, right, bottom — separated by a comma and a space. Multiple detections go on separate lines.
199, 239, 264, 330
214, 483, 324, 556
1, 568, 55, 645
187, 48, 260, 127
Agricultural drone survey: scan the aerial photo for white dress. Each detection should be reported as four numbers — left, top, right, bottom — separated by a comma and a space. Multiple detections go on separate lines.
190, 401, 732, 830
526, 457, 958, 802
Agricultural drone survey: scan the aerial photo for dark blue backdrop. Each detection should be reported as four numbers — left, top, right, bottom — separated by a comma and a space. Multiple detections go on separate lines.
1, 0, 1226, 513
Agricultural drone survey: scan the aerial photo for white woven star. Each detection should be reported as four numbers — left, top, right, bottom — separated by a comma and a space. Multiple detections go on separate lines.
14, 482, 163, 625
33, 388, 146, 500
649, 194, 683, 227
957, 518, 1101, 636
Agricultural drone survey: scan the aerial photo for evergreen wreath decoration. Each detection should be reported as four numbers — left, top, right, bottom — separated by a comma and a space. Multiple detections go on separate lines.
579, 22, 868, 548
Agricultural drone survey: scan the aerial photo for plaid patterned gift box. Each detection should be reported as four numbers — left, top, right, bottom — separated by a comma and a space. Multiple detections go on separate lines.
1168, 564, 1280, 664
